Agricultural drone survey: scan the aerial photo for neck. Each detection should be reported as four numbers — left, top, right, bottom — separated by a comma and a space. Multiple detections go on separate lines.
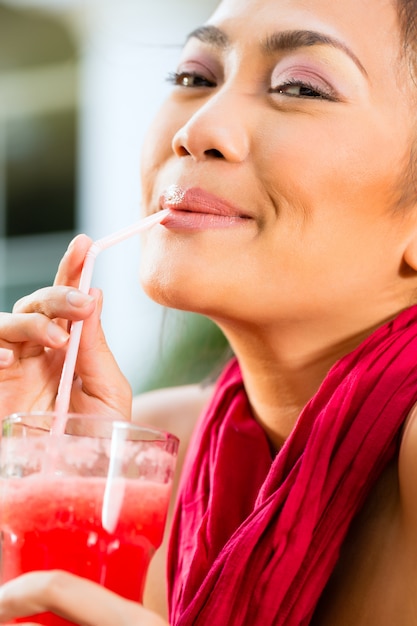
218, 314, 393, 450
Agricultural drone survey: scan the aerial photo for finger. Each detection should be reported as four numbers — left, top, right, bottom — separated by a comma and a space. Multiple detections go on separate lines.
73, 289, 132, 416
0, 571, 167, 626
54, 234, 93, 288
0, 312, 69, 350
13, 287, 95, 324
0, 347, 14, 368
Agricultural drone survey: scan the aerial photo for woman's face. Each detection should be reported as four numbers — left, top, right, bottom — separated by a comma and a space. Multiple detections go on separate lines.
140, 0, 417, 335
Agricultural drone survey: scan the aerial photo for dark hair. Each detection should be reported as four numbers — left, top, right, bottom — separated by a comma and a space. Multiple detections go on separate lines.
397, 0, 417, 80
387, 0, 417, 211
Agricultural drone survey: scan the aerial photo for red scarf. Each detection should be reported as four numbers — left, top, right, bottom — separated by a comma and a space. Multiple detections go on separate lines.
168, 307, 417, 625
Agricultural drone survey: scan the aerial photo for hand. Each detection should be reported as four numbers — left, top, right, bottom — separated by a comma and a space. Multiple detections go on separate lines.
0, 571, 169, 626
0, 235, 132, 419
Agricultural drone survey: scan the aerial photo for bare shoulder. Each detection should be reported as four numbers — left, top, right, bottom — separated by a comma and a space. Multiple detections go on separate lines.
136, 383, 214, 619
132, 382, 214, 444
398, 402, 417, 531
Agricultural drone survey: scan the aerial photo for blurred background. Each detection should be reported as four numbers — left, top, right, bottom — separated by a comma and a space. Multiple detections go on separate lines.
0, 0, 229, 394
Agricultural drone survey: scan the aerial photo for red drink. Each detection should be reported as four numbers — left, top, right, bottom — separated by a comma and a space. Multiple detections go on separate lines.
0, 474, 171, 626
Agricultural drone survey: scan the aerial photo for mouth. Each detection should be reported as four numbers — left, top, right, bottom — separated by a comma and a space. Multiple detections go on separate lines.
158, 185, 253, 230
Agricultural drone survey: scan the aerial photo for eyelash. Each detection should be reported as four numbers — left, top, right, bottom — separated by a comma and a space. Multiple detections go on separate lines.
166, 71, 337, 102
269, 78, 337, 101
166, 71, 216, 89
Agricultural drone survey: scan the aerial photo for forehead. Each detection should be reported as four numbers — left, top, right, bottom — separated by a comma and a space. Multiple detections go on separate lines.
207, 0, 403, 64
210, 0, 399, 26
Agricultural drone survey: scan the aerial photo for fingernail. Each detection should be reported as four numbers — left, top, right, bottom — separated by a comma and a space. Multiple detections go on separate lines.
67, 291, 94, 308
0, 348, 13, 366
47, 323, 68, 345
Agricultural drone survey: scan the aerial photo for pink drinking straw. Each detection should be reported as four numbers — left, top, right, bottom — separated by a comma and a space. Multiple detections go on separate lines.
53, 209, 170, 426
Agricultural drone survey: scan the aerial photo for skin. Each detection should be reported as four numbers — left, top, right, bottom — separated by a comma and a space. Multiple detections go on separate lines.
0, 235, 132, 421
140, 0, 417, 447
1, 0, 417, 623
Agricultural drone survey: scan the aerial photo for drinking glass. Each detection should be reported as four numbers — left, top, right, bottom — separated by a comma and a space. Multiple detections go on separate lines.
0, 412, 179, 626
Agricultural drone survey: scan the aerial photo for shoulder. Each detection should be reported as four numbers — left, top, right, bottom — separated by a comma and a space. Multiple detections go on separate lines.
132, 382, 215, 446
136, 383, 214, 618
398, 402, 417, 531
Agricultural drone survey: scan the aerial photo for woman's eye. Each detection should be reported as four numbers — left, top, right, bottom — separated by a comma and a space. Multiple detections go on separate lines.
269, 80, 336, 101
166, 71, 216, 89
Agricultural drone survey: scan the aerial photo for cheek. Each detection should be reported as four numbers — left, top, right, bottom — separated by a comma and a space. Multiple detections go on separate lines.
258, 113, 410, 213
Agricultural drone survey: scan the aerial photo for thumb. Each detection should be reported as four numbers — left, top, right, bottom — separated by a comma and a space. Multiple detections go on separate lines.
74, 288, 132, 418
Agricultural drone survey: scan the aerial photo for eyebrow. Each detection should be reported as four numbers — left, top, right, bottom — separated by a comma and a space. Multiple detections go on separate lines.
186, 25, 229, 48
186, 25, 367, 78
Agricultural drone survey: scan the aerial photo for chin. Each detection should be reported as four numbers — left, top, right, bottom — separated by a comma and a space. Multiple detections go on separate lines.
139, 238, 206, 311
138, 241, 242, 319
140, 263, 198, 312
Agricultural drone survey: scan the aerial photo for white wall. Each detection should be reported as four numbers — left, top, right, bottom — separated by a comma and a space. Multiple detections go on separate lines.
75, 1, 219, 391
5, 0, 219, 391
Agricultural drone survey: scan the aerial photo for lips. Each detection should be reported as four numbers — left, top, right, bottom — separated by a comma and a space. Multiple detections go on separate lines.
158, 186, 252, 231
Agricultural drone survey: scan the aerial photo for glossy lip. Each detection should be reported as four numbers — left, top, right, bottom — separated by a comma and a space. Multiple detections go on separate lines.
159, 187, 252, 219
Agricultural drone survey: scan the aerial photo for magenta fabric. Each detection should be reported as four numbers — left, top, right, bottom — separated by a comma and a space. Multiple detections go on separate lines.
168, 307, 417, 625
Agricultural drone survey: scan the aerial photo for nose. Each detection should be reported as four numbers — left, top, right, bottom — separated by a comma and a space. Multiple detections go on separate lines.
172, 90, 250, 163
